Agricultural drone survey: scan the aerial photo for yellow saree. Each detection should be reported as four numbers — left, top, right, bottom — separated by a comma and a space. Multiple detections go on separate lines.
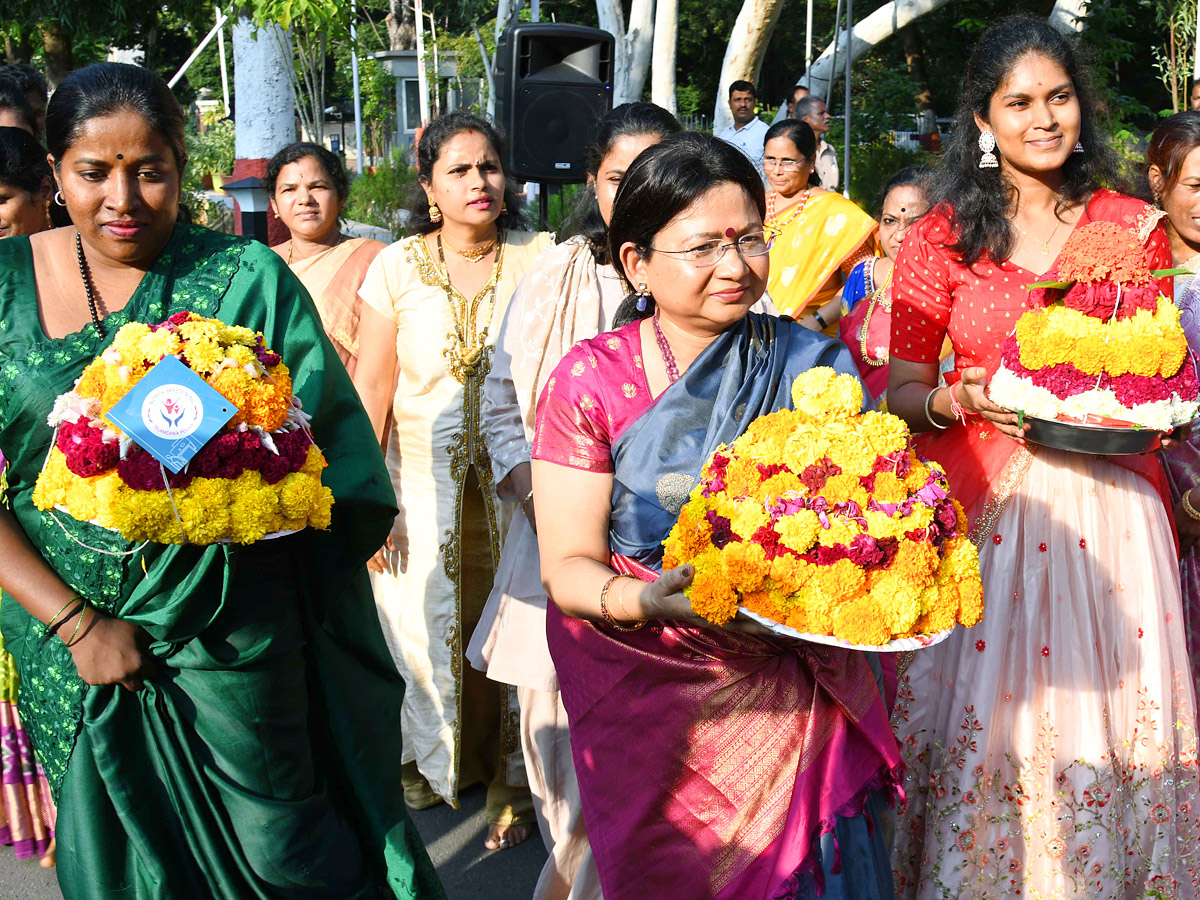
766, 190, 878, 328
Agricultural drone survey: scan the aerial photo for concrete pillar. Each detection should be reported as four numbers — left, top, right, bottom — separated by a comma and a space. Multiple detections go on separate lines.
231, 17, 296, 245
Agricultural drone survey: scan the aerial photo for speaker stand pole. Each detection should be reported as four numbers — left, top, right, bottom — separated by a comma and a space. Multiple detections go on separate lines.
538, 183, 550, 231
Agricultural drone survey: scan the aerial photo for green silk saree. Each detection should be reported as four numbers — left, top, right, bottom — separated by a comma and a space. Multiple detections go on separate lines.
0, 225, 444, 899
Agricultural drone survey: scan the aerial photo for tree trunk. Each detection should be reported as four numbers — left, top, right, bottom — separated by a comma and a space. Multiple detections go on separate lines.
1048, 0, 1089, 33
651, 0, 678, 113
796, 0, 952, 103
386, 0, 415, 50
711, 0, 786, 133
41, 23, 73, 90
596, 0, 655, 104
899, 24, 936, 132
5, 29, 34, 64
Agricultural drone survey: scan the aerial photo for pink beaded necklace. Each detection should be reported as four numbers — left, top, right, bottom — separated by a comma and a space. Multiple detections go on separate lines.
652, 313, 681, 384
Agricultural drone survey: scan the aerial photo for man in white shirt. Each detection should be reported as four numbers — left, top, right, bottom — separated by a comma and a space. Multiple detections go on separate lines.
795, 95, 839, 192
717, 80, 769, 181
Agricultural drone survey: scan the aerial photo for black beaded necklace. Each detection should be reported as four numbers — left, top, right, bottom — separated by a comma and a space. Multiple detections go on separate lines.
74, 230, 106, 336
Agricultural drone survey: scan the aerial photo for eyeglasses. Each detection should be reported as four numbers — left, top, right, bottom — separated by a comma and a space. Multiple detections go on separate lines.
763, 156, 807, 171
650, 228, 777, 268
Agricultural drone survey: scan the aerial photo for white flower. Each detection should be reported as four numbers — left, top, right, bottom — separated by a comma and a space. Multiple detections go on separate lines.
46, 392, 101, 428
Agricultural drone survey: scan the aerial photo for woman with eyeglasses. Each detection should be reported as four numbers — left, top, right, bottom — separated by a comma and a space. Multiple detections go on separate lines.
531, 132, 900, 899
762, 120, 878, 335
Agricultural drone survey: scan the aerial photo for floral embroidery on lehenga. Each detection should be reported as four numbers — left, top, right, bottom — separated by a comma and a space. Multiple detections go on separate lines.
893, 668, 1200, 899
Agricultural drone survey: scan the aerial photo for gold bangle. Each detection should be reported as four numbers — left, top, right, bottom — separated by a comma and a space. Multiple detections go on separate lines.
65, 605, 91, 647
1183, 488, 1200, 522
599, 575, 645, 632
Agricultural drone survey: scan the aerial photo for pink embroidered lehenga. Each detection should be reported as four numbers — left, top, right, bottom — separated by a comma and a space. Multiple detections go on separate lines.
890, 191, 1200, 898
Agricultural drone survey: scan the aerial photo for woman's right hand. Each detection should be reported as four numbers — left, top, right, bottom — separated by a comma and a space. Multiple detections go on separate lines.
67, 612, 156, 692
367, 535, 397, 574
635, 566, 772, 634
955, 367, 1030, 441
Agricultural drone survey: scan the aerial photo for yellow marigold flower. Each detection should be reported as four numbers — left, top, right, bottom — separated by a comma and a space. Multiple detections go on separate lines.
858, 410, 908, 456
776, 509, 820, 553
770, 554, 814, 593
815, 558, 866, 600
227, 344, 256, 367
831, 594, 892, 645
941, 536, 981, 582
741, 588, 786, 622
221, 324, 258, 346
110, 322, 151, 361
872, 472, 907, 504
301, 445, 328, 476
688, 567, 740, 625
761, 472, 803, 498
791, 367, 863, 421
891, 540, 939, 588
821, 472, 863, 504
185, 337, 225, 376
721, 540, 768, 593
956, 578, 985, 627
74, 362, 108, 400
178, 320, 221, 343
730, 502, 769, 539
1160, 333, 1188, 377
141, 328, 182, 363
904, 461, 930, 492
724, 457, 763, 498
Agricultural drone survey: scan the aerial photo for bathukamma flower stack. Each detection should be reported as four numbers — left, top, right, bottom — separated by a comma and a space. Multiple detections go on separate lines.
32, 311, 332, 544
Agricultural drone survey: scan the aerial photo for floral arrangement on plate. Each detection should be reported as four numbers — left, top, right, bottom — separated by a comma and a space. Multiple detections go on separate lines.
661, 367, 984, 649
32, 312, 333, 545
988, 221, 1199, 431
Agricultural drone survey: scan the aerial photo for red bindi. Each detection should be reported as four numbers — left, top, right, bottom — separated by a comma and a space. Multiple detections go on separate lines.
725, 227, 736, 238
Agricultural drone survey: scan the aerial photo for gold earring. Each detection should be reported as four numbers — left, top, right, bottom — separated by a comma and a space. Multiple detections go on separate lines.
428, 201, 442, 224
501, 201, 508, 215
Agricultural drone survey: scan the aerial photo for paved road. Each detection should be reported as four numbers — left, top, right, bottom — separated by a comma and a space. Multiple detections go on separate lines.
0, 784, 546, 900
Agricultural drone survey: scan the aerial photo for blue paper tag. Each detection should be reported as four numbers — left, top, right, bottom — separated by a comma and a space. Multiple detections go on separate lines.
105, 355, 239, 474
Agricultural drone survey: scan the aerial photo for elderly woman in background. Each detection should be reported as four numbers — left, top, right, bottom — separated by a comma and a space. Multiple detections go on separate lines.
354, 111, 552, 851
1147, 111, 1200, 707
532, 132, 900, 900
268, 142, 386, 378
762, 119, 878, 334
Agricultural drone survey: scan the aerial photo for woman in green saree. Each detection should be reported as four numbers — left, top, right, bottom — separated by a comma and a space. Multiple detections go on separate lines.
0, 62, 444, 899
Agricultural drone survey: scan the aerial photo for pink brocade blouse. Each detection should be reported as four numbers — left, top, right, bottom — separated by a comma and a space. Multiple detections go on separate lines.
531, 321, 659, 472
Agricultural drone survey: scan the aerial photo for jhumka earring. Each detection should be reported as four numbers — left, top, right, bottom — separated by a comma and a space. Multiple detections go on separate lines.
500, 201, 508, 215
978, 130, 999, 169
428, 201, 442, 224
1073, 141, 1084, 154
635, 283, 651, 312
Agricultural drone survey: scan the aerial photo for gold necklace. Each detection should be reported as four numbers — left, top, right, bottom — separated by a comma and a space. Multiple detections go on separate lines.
858, 259, 894, 368
433, 232, 506, 383
442, 234, 497, 262
1010, 215, 1063, 255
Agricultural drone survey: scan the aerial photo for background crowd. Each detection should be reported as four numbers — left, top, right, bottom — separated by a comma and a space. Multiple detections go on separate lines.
2, 10, 1200, 900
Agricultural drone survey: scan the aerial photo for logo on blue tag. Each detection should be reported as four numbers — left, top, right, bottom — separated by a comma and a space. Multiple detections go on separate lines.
106, 355, 238, 474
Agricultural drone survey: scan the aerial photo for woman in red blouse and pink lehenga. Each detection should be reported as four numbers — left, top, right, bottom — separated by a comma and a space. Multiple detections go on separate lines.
888, 17, 1200, 899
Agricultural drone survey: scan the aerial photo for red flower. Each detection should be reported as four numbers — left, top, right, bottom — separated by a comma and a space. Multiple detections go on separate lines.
975, 640, 986, 651
993, 534, 1003, 545
1079, 538, 1087, 549
1039, 542, 1047, 552
1138, 628, 1144, 639
1041, 646, 1050, 657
